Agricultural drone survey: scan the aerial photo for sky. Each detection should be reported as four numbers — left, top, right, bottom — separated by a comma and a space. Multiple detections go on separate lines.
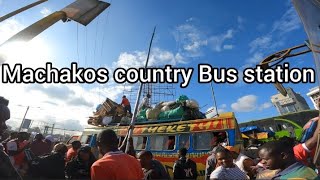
0, 0, 318, 132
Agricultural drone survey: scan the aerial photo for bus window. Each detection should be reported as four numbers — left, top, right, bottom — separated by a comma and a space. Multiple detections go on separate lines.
80, 135, 92, 144
150, 135, 176, 150
179, 134, 190, 150
133, 136, 147, 150
193, 132, 228, 150
168, 136, 175, 150
86, 135, 93, 144
193, 132, 213, 150
66, 135, 79, 145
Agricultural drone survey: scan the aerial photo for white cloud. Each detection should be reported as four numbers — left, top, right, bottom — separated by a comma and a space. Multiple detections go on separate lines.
231, 95, 257, 112
186, 17, 195, 23
242, 52, 264, 68
112, 47, 186, 69
231, 95, 273, 112
173, 16, 243, 56
173, 24, 207, 57
0, 18, 52, 66
27, 84, 95, 107
209, 29, 235, 52
223, 44, 234, 50
249, 35, 272, 53
40, 7, 52, 17
1, 82, 125, 131
272, 7, 300, 34
242, 5, 301, 70
0, 19, 25, 44
258, 102, 273, 111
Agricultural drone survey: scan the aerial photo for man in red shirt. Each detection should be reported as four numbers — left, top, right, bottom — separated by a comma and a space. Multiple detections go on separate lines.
66, 141, 81, 162
121, 95, 132, 116
91, 129, 144, 180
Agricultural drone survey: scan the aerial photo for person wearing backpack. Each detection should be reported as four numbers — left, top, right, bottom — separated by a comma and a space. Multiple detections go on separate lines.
173, 148, 198, 180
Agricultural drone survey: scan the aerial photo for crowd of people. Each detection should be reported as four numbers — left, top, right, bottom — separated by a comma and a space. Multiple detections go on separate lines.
204, 117, 320, 180
1, 95, 320, 179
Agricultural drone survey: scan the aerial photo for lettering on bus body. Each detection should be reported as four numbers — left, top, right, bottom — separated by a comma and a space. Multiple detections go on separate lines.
117, 118, 235, 136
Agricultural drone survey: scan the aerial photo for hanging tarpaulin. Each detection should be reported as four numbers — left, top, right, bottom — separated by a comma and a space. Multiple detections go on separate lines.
62, 0, 110, 26
21, 119, 32, 129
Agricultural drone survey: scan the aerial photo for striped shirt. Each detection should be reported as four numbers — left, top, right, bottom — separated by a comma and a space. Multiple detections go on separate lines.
210, 164, 248, 180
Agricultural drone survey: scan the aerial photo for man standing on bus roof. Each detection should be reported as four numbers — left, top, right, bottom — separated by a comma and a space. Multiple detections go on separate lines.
91, 129, 144, 180
121, 95, 132, 116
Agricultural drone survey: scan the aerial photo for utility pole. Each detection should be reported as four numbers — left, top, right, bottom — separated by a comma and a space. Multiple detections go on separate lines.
125, 27, 156, 154
51, 124, 55, 135
18, 106, 29, 132
210, 82, 219, 117
0, 0, 48, 23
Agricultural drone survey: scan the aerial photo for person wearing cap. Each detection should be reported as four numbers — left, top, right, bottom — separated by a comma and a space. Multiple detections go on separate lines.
120, 95, 132, 116
225, 146, 255, 179
66, 146, 97, 179
30, 133, 48, 157
0, 96, 22, 179
91, 129, 144, 180
66, 140, 82, 162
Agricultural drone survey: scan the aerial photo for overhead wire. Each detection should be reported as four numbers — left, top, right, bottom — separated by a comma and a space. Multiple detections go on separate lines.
99, 0, 113, 102
76, 23, 80, 64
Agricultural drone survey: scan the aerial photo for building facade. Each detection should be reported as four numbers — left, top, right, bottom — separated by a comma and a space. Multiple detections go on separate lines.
271, 88, 310, 115
307, 86, 319, 110
239, 110, 318, 133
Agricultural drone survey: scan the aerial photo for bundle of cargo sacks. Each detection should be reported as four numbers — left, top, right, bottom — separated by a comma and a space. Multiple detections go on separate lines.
135, 95, 205, 123
88, 95, 206, 126
88, 98, 128, 126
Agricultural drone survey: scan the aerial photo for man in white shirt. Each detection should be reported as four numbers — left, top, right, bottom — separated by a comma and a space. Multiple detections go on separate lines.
210, 148, 248, 180
225, 146, 255, 178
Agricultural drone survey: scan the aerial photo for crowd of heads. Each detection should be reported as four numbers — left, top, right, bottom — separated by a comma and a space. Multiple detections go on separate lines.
1, 96, 320, 179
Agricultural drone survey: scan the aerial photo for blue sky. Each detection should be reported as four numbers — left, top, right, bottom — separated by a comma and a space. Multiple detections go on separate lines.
0, 0, 317, 131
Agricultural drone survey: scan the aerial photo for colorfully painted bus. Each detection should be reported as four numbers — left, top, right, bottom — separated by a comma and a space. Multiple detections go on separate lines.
80, 112, 243, 179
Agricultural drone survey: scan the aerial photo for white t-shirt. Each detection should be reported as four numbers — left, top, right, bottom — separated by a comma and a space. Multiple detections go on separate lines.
210, 164, 248, 180
234, 153, 250, 173
6, 141, 18, 151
